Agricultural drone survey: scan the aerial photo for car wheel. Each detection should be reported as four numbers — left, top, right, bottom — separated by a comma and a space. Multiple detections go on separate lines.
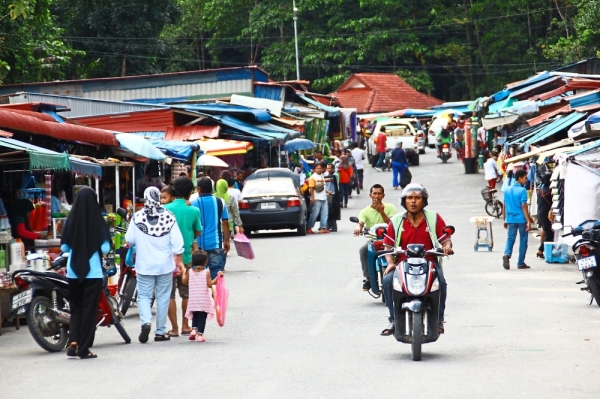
296, 221, 307, 236
419, 148, 425, 154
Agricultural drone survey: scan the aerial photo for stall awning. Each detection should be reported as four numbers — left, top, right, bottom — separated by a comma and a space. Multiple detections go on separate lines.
69, 156, 102, 177
0, 137, 70, 171
525, 112, 587, 144
482, 113, 520, 130
212, 115, 292, 142
197, 138, 253, 156
147, 139, 199, 161
504, 139, 575, 164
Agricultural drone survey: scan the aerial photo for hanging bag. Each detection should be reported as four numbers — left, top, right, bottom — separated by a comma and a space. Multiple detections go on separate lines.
400, 167, 412, 188
233, 233, 255, 260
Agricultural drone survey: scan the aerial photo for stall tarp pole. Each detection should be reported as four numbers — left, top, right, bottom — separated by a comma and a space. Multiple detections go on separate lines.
115, 165, 120, 211
191, 150, 197, 186
278, 144, 281, 168
45, 174, 51, 229
95, 177, 100, 203
132, 164, 135, 212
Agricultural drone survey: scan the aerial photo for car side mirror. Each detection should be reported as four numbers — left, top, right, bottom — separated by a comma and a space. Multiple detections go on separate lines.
349, 216, 359, 223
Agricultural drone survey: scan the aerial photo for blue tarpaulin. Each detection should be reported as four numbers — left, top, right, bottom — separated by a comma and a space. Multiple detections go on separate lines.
213, 115, 291, 142
177, 104, 272, 122
147, 139, 198, 161
69, 157, 102, 177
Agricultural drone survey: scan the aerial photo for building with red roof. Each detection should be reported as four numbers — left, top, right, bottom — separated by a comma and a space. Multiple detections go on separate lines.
332, 73, 443, 113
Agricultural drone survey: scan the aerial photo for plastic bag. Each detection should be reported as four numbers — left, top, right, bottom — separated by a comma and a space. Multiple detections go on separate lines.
400, 168, 412, 188
214, 273, 229, 327
233, 233, 255, 260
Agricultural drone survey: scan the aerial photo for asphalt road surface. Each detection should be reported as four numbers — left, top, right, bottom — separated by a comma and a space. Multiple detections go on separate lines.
1, 150, 599, 398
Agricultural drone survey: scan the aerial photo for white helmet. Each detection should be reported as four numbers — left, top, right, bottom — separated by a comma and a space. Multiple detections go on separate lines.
400, 183, 429, 209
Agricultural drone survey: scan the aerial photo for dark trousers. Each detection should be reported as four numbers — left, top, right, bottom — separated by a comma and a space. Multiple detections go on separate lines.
339, 183, 351, 205
68, 278, 102, 356
356, 169, 364, 189
382, 262, 447, 323
192, 311, 208, 333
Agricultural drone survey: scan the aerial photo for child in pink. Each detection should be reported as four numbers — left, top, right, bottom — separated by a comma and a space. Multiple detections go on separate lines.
182, 251, 220, 342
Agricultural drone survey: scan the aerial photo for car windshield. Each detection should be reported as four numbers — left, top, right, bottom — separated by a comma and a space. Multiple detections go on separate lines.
410, 121, 421, 130
242, 178, 297, 196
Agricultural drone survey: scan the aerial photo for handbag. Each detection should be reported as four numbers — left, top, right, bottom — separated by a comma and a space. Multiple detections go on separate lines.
400, 167, 412, 188
233, 233, 255, 260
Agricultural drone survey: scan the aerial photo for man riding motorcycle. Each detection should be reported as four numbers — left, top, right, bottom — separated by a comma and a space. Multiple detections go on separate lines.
380, 184, 453, 336
435, 128, 454, 158
353, 184, 396, 291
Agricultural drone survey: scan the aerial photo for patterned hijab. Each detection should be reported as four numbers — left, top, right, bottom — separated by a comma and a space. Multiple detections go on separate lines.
133, 187, 176, 237
339, 155, 350, 169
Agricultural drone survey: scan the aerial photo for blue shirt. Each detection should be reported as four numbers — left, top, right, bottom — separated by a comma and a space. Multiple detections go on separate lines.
61, 240, 111, 279
504, 183, 528, 224
192, 195, 229, 251
391, 148, 408, 164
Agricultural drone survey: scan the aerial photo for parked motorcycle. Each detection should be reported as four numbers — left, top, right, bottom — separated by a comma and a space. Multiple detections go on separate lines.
10, 252, 131, 353
377, 225, 455, 361
440, 143, 452, 163
560, 219, 600, 306
350, 216, 388, 302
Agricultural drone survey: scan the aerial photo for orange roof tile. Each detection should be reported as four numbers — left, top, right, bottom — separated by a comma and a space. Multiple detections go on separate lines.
333, 73, 443, 113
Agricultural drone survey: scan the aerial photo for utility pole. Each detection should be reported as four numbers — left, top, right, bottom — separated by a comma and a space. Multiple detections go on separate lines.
293, 1, 300, 80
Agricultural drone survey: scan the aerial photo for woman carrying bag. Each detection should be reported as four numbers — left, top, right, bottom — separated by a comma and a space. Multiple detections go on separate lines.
60, 187, 111, 359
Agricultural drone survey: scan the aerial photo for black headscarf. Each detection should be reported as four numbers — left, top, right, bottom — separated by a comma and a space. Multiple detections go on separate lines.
61, 187, 111, 281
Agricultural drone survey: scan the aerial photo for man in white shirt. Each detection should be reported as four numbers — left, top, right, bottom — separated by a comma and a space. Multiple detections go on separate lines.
477, 126, 487, 150
350, 142, 365, 190
227, 178, 242, 202
483, 150, 499, 189
307, 162, 330, 234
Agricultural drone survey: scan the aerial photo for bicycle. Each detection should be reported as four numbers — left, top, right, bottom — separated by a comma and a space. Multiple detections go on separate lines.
481, 186, 503, 218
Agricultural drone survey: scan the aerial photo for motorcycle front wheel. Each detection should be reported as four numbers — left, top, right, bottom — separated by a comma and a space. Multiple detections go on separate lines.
118, 275, 136, 316
411, 311, 422, 361
26, 296, 69, 352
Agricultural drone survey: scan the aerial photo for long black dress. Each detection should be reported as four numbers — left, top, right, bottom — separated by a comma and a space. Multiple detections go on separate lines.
537, 176, 554, 252
327, 174, 341, 229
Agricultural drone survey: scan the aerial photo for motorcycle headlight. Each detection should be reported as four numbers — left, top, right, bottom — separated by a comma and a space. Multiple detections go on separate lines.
393, 274, 402, 292
406, 274, 427, 296
430, 277, 439, 292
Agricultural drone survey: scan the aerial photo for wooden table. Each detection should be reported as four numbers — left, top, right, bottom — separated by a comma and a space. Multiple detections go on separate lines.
0, 286, 20, 336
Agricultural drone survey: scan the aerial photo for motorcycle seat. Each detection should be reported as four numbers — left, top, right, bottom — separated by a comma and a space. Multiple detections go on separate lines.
488, 189, 497, 194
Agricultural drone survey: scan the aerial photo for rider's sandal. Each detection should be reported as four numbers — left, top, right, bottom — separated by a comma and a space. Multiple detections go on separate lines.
438, 322, 445, 335
380, 323, 395, 336
79, 351, 97, 360
154, 334, 171, 342
66, 343, 78, 357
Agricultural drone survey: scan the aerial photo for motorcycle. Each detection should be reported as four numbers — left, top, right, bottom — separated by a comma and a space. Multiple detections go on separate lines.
377, 225, 455, 361
113, 207, 137, 316
559, 219, 600, 306
440, 143, 452, 163
349, 216, 388, 302
10, 252, 131, 353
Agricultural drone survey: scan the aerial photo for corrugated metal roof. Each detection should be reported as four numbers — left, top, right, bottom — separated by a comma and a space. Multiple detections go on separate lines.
129, 131, 166, 139
525, 112, 587, 144
164, 125, 220, 141
178, 104, 271, 122
0, 110, 119, 146
9, 92, 165, 118
254, 84, 285, 101
72, 108, 175, 132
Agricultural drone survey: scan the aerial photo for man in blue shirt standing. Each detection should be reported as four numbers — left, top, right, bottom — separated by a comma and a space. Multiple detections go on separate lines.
503, 169, 533, 270
191, 177, 230, 278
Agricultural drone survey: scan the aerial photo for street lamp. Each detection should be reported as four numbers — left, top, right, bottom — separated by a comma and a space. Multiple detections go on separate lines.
293, 1, 300, 80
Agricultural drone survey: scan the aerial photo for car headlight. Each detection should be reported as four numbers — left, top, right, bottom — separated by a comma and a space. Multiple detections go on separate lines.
430, 277, 439, 292
393, 274, 402, 292
406, 274, 426, 296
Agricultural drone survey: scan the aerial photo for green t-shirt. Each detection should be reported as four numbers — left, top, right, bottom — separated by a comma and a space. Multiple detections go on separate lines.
358, 203, 397, 228
164, 199, 202, 265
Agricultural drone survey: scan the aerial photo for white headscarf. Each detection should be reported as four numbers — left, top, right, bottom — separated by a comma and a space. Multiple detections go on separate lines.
133, 187, 176, 237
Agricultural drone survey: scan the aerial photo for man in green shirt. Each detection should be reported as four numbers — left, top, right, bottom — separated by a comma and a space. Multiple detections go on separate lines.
164, 177, 202, 336
353, 184, 396, 290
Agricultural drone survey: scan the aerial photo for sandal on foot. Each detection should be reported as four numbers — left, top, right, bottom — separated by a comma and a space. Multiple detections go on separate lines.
79, 352, 97, 360
189, 329, 197, 341
166, 330, 179, 337
196, 334, 205, 342
536, 251, 544, 258
438, 322, 445, 335
66, 344, 78, 357
380, 323, 395, 336
180, 329, 192, 335
154, 334, 171, 342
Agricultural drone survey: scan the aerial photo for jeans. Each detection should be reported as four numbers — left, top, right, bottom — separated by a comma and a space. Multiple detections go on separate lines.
375, 152, 386, 168
206, 248, 226, 279
359, 242, 369, 278
391, 161, 406, 188
339, 183, 351, 205
504, 223, 528, 266
308, 199, 328, 230
137, 272, 173, 335
383, 261, 447, 323
356, 168, 364, 189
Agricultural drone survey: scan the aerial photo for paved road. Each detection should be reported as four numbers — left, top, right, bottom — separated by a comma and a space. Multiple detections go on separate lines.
2, 150, 599, 398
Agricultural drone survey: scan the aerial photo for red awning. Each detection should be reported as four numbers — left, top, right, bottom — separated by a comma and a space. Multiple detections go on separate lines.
0, 110, 119, 146
72, 109, 175, 132
165, 125, 220, 141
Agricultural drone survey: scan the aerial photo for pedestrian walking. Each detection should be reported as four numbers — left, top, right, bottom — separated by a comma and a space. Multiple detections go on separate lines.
375, 127, 387, 171
503, 169, 534, 270
125, 187, 185, 343
391, 142, 408, 190
338, 155, 353, 208
350, 142, 365, 190
164, 177, 202, 337
191, 177, 231, 278
536, 173, 554, 258
215, 179, 243, 237
307, 162, 330, 234
325, 163, 340, 232
183, 251, 219, 343
61, 187, 111, 359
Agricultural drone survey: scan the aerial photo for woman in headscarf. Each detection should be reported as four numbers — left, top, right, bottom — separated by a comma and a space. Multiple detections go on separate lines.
215, 179, 243, 237
536, 173, 554, 258
391, 141, 408, 190
125, 187, 184, 343
60, 187, 111, 359
11, 199, 43, 248
337, 155, 353, 208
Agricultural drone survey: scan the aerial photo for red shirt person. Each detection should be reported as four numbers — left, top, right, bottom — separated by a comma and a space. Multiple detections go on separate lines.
375, 127, 388, 171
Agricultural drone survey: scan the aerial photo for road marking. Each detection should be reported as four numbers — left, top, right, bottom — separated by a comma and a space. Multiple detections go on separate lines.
309, 313, 333, 336
346, 277, 362, 290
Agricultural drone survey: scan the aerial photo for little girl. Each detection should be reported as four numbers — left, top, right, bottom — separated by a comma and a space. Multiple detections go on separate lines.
160, 186, 176, 205
182, 250, 221, 342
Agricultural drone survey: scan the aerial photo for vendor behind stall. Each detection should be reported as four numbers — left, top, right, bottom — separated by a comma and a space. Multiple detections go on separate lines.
11, 199, 44, 247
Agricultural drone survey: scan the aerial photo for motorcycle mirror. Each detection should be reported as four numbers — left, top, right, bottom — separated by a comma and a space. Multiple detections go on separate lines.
552, 223, 563, 231
349, 216, 359, 223
443, 225, 455, 235
117, 207, 128, 219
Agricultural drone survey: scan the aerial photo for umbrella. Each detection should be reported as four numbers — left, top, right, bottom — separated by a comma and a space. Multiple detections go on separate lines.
115, 134, 166, 160
197, 154, 229, 168
283, 138, 315, 152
